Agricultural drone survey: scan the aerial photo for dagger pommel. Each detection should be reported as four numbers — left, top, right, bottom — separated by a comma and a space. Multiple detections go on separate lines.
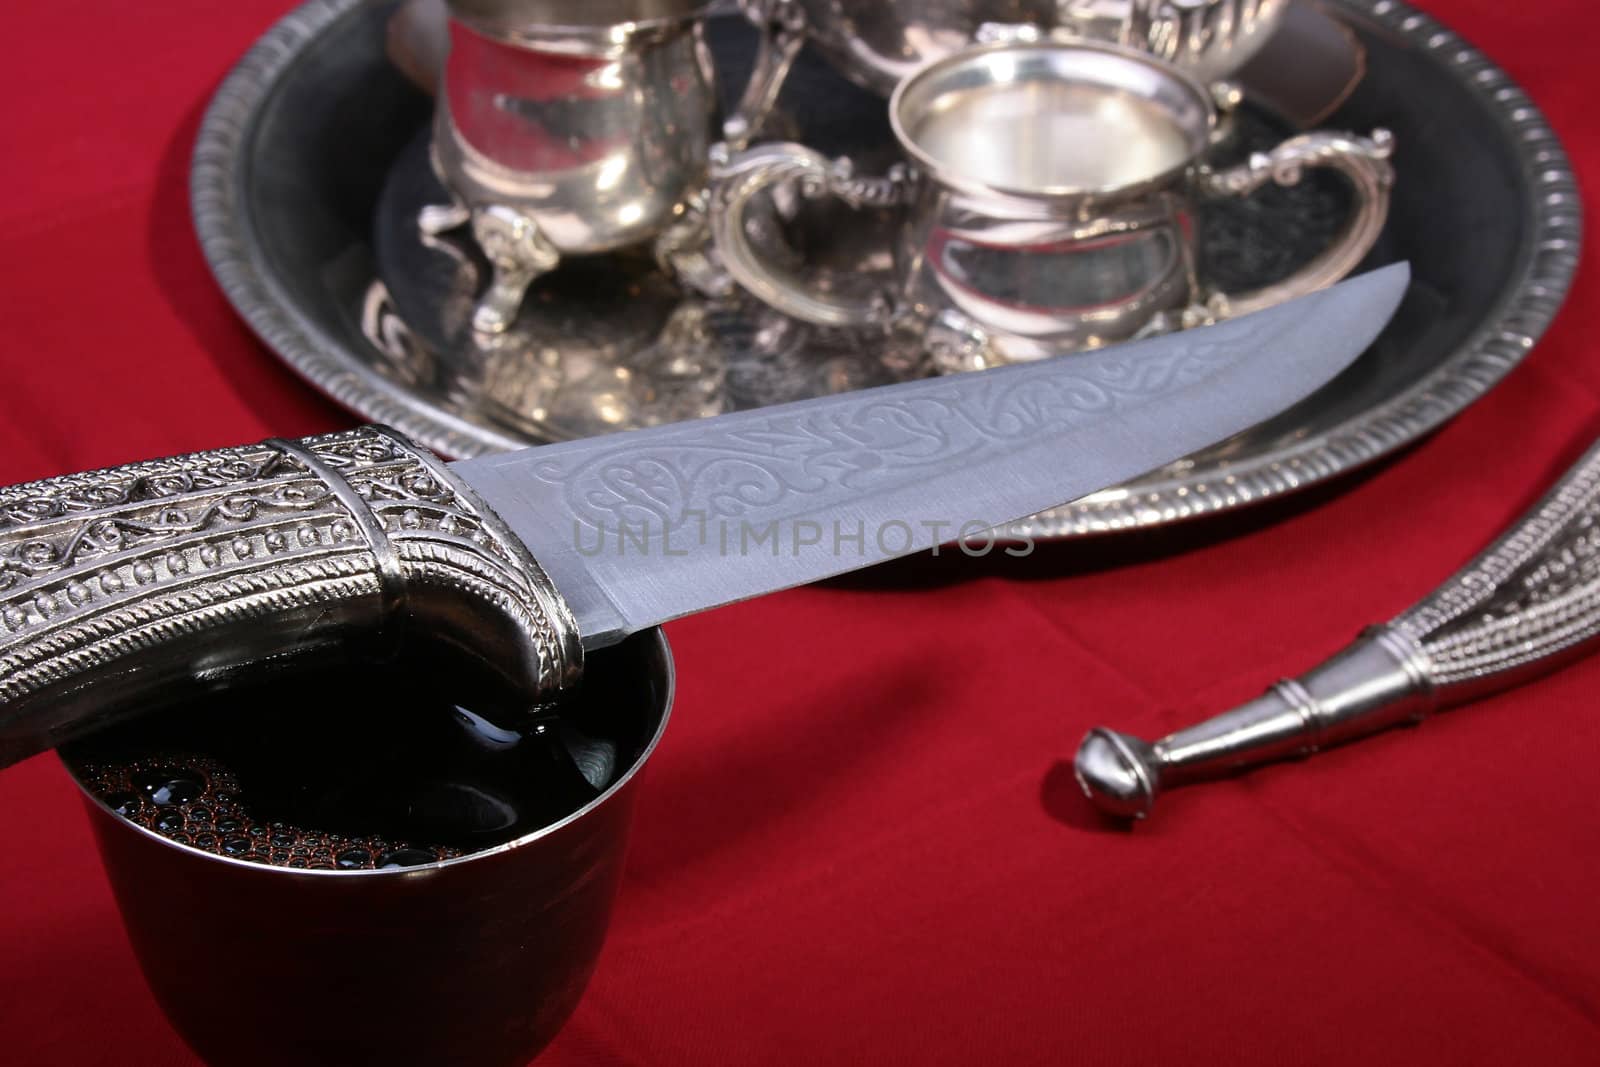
1077, 434, 1600, 818
1075, 626, 1434, 818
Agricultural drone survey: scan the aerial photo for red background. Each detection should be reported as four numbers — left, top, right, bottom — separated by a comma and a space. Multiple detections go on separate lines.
2, 1, 1598, 1063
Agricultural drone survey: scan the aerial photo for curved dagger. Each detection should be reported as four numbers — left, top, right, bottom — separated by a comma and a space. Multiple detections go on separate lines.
1076, 430, 1600, 818
0, 266, 1408, 766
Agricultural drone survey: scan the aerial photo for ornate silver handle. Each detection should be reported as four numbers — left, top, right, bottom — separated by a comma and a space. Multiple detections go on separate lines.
707, 141, 914, 328
0, 427, 580, 768
1076, 437, 1600, 818
725, 0, 807, 150
1196, 129, 1396, 320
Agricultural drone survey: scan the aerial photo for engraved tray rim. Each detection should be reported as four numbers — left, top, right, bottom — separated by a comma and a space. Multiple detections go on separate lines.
192, 0, 1582, 541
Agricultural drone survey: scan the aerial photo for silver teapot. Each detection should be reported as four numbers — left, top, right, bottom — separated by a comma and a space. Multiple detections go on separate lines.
746, 0, 1288, 96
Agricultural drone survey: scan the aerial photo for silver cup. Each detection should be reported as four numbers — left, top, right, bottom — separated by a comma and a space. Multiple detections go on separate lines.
60, 630, 675, 1067
423, 0, 803, 334
708, 39, 1394, 368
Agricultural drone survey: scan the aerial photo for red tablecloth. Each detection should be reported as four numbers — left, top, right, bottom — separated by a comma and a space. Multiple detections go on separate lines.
2, 2, 1597, 1063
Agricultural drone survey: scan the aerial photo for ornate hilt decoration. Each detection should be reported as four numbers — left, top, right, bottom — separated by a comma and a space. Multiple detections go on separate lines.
0, 428, 580, 768
706, 140, 918, 329
1076, 438, 1600, 818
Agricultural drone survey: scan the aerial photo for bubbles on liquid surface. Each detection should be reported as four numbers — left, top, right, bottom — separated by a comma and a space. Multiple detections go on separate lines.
137, 767, 205, 806
76, 754, 463, 872
69, 650, 642, 873
105, 792, 140, 819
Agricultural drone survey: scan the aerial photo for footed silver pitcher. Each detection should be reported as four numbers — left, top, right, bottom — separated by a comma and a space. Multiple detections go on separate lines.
424, 0, 803, 334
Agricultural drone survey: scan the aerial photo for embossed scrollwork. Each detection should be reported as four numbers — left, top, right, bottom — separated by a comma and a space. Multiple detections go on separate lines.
1075, 435, 1600, 819
1196, 129, 1396, 319
1391, 439, 1600, 690
708, 141, 913, 329
533, 308, 1275, 533
0, 428, 580, 768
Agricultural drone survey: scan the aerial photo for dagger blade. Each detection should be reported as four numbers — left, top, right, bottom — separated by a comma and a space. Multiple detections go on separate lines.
455, 264, 1410, 648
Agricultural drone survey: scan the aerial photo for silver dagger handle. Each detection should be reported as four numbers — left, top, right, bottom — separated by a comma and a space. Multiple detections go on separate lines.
1077, 437, 1600, 818
0, 426, 579, 767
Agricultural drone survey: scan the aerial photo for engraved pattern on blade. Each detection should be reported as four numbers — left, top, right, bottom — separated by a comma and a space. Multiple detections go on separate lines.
529, 312, 1280, 535
193, 0, 1578, 547
0, 428, 579, 764
1391, 440, 1600, 689
461, 265, 1409, 642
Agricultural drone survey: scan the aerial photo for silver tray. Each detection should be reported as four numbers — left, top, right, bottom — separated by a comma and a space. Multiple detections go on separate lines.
193, 0, 1580, 540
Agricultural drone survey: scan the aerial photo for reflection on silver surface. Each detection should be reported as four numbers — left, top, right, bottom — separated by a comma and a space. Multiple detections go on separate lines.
775, 0, 1061, 95
426, 8, 721, 333
764, 0, 1287, 97
1077, 434, 1600, 819
192, 0, 1581, 541
375, 131, 916, 443
426, 0, 802, 334
397, 0, 1291, 101
904, 75, 1198, 192
1120, 0, 1288, 83
450, 0, 714, 36
890, 42, 1216, 196
710, 40, 1393, 362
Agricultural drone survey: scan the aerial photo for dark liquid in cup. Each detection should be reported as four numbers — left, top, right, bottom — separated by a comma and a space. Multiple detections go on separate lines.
65, 648, 655, 871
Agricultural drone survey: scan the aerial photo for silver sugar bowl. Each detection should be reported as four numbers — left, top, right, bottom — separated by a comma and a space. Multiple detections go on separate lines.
709, 39, 1394, 366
